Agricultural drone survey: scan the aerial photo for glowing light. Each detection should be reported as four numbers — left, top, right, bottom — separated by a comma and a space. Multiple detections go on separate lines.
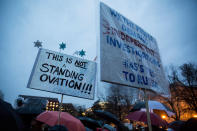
123, 119, 130, 123
86, 108, 92, 112
161, 115, 166, 119
110, 123, 116, 127
82, 112, 86, 116
193, 114, 197, 118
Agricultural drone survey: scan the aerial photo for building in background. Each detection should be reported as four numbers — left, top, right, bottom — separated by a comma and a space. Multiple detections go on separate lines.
151, 84, 197, 121
61, 103, 78, 116
17, 95, 59, 112
16, 95, 79, 116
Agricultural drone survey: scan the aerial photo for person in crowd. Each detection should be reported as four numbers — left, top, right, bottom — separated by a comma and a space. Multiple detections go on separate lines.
48, 125, 68, 131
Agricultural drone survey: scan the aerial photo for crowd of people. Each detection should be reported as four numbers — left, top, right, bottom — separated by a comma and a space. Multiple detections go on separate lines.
1, 98, 197, 131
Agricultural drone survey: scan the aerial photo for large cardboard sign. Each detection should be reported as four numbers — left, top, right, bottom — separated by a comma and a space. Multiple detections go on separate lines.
100, 3, 169, 95
28, 48, 96, 100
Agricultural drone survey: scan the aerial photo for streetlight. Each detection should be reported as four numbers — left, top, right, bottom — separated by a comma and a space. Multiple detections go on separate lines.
193, 114, 197, 118
161, 115, 166, 119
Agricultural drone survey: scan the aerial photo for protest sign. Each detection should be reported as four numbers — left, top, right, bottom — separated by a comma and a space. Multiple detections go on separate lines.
28, 48, 96, 100
100, 3, 169, 95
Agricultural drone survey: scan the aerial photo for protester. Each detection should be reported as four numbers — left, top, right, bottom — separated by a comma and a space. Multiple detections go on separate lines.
124, 122, 133, 131
30, 119, 48, 131
0, 99, 24, 131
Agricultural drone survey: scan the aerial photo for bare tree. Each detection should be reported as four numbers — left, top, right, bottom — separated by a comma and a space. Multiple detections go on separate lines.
160, 83, 183, 120
166, 66, 183, 120
178, 63, 197, 112
163, 63, 197, 120
105, 85, 134, 120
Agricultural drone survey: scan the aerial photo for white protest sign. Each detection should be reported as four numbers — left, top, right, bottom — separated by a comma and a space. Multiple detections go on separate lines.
100, 3, 169, 95
27, 48, 96, 100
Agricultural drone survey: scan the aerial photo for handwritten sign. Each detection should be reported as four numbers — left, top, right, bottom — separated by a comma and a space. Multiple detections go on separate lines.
27, 48, 96, 100
100, 3, 169, 95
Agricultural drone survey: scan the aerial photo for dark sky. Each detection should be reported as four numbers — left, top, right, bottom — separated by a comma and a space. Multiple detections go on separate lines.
0, 0, 197, 106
